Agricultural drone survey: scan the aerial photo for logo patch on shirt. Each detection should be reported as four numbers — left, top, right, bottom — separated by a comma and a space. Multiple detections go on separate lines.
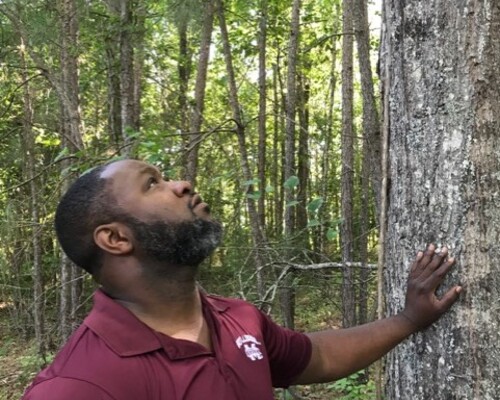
235, 335, 264, 361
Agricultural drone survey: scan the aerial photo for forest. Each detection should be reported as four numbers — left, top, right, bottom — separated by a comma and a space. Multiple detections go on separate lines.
1, 0, 499, 399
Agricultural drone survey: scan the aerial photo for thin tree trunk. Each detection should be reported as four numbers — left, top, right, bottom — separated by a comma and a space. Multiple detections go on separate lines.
119, 0, 136, 146
60, 0, 84, 340
354, 0, 378, 327
341, 0, 356, 328
216, 0, 267, 302
19, 37, 45, 358
257, 0, 268, 230
132, 4, 145, 131
105, 35, 122, 148
273, 61, 284, 239
280, 0, 301, 329
178, 19, 191, 158
318, 3, 341, 256
296, 71, 310, 241
185, 0, 215, 185
354, 0, 381, 214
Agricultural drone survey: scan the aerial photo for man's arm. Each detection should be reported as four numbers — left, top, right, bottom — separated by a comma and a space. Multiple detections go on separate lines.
294, 244, 462, 384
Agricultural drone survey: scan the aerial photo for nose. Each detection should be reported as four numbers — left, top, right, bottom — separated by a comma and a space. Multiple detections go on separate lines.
168, 180, 193, 197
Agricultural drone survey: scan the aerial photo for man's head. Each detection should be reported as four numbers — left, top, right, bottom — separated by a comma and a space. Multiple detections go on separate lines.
55, 159, 223, 276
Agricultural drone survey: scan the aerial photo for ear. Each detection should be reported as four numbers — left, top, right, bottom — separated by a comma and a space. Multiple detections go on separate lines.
94, 223, 133, 255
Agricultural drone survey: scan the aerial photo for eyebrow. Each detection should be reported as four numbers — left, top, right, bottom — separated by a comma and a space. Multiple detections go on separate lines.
137, 165, 162, 177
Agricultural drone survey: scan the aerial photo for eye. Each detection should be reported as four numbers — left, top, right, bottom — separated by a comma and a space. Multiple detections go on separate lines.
147, 176, 159, 189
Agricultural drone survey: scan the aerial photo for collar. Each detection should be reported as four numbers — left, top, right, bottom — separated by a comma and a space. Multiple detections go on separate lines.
84, 289, 230, 358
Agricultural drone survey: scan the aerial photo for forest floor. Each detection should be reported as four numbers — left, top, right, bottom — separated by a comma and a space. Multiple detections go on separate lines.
0, 303, 39, 400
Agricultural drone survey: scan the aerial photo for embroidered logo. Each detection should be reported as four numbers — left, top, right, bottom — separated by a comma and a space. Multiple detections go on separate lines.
235, 335, 264, 361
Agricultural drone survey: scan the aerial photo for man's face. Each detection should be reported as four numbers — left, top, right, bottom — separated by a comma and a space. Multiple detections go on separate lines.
101, 160, 223, 266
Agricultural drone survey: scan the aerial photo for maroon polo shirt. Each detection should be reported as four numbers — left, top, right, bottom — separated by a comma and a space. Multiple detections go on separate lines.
22, 289, 312, 400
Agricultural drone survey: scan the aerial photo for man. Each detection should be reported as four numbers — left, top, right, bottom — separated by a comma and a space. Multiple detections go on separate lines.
22, 159, 461, 399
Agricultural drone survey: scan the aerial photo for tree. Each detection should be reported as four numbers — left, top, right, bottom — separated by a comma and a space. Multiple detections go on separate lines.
382, 1, 500, 399
280, 0, 301, 330
216, 0, 268, 301
340, 0, 355, 328
185, 0, 215, 184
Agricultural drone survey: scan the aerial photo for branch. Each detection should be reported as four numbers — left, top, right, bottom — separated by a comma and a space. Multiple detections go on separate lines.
275, 261, 377, 270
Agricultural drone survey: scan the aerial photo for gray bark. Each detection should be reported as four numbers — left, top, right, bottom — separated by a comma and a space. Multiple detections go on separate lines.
119, 0, 136, 144
382, 1, 500, 399
257, 0, 268, 230
59, 0, 83, 340
354, 0, 381, 214
185, 0, 215, 185
19, 38, 45, 357
216, 0, 267, 301
280, 0, 301, 329
341, 0, 355, 328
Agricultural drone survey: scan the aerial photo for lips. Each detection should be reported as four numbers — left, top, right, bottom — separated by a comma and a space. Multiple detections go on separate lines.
190, 194, 203, 209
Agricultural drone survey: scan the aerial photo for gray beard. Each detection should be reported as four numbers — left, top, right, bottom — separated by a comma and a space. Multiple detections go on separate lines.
124, 215, 223, 268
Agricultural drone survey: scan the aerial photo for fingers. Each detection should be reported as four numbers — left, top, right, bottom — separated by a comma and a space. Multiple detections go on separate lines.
436, 285, 462, 313
411, 244, 450, 279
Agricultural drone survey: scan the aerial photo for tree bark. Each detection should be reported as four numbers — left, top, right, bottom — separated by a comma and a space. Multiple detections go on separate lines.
216, 0, 268, 302
354, 0, 381, 214
341, 0, 356, 328
279, 0, 301, 330
19, 37, 45, 357
318, 2, 341, 257
59, 0, 84, 341
185, 0, 215, 185
257, 0, 268, 230
382, 1, 500, 399
119, 0, 136, 145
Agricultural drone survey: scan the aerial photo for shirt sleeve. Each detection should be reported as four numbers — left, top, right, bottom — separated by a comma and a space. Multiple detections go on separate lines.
260, 311, 313, 388
22, 377, 116, 400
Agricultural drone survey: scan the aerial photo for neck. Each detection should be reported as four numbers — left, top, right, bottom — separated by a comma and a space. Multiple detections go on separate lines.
100, 260, 204, 335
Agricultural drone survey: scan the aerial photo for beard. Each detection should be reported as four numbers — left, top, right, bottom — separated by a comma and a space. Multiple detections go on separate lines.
123, 215, 223, 268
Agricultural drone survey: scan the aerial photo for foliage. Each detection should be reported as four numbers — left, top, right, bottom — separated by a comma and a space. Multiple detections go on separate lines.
0, 0, 381, 397
327, 372, 376, 400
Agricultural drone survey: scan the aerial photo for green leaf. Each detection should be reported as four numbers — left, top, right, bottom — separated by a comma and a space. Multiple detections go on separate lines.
326, 228, 338, 241
246, 191, 261, 200
54, 147, 70, 162
286, 200, 300, 207
307, 219, 321, 227
243, 178, 260, 186
265, 185, 275, 193
307, 197, 324, 213
283, 175, 299, 189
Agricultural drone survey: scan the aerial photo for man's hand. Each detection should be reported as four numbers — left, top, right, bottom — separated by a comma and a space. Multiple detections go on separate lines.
401, 244, 462, 330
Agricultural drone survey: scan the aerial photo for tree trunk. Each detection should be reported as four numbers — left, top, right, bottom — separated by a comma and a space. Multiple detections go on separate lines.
178, 18, 191, 156
382, 1, 500, 399
257, 0, 268, 230
132, 3, 145, 132
354, 0, 377, 326
318, 2, 341, 257
296, 71, 310, 242
216, 0, 267, 302
185, 0, 215, 185
280, 0, 301, 330
354, 0, 381, 214
59, 0, 84, 340
119, 0, 136, 145
105, 34, 122, 148
341, 0, 356, 328
19, 37, 45, 357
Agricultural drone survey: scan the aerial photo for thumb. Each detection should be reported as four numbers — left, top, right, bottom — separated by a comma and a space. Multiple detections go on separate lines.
437, 286, 462, 313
